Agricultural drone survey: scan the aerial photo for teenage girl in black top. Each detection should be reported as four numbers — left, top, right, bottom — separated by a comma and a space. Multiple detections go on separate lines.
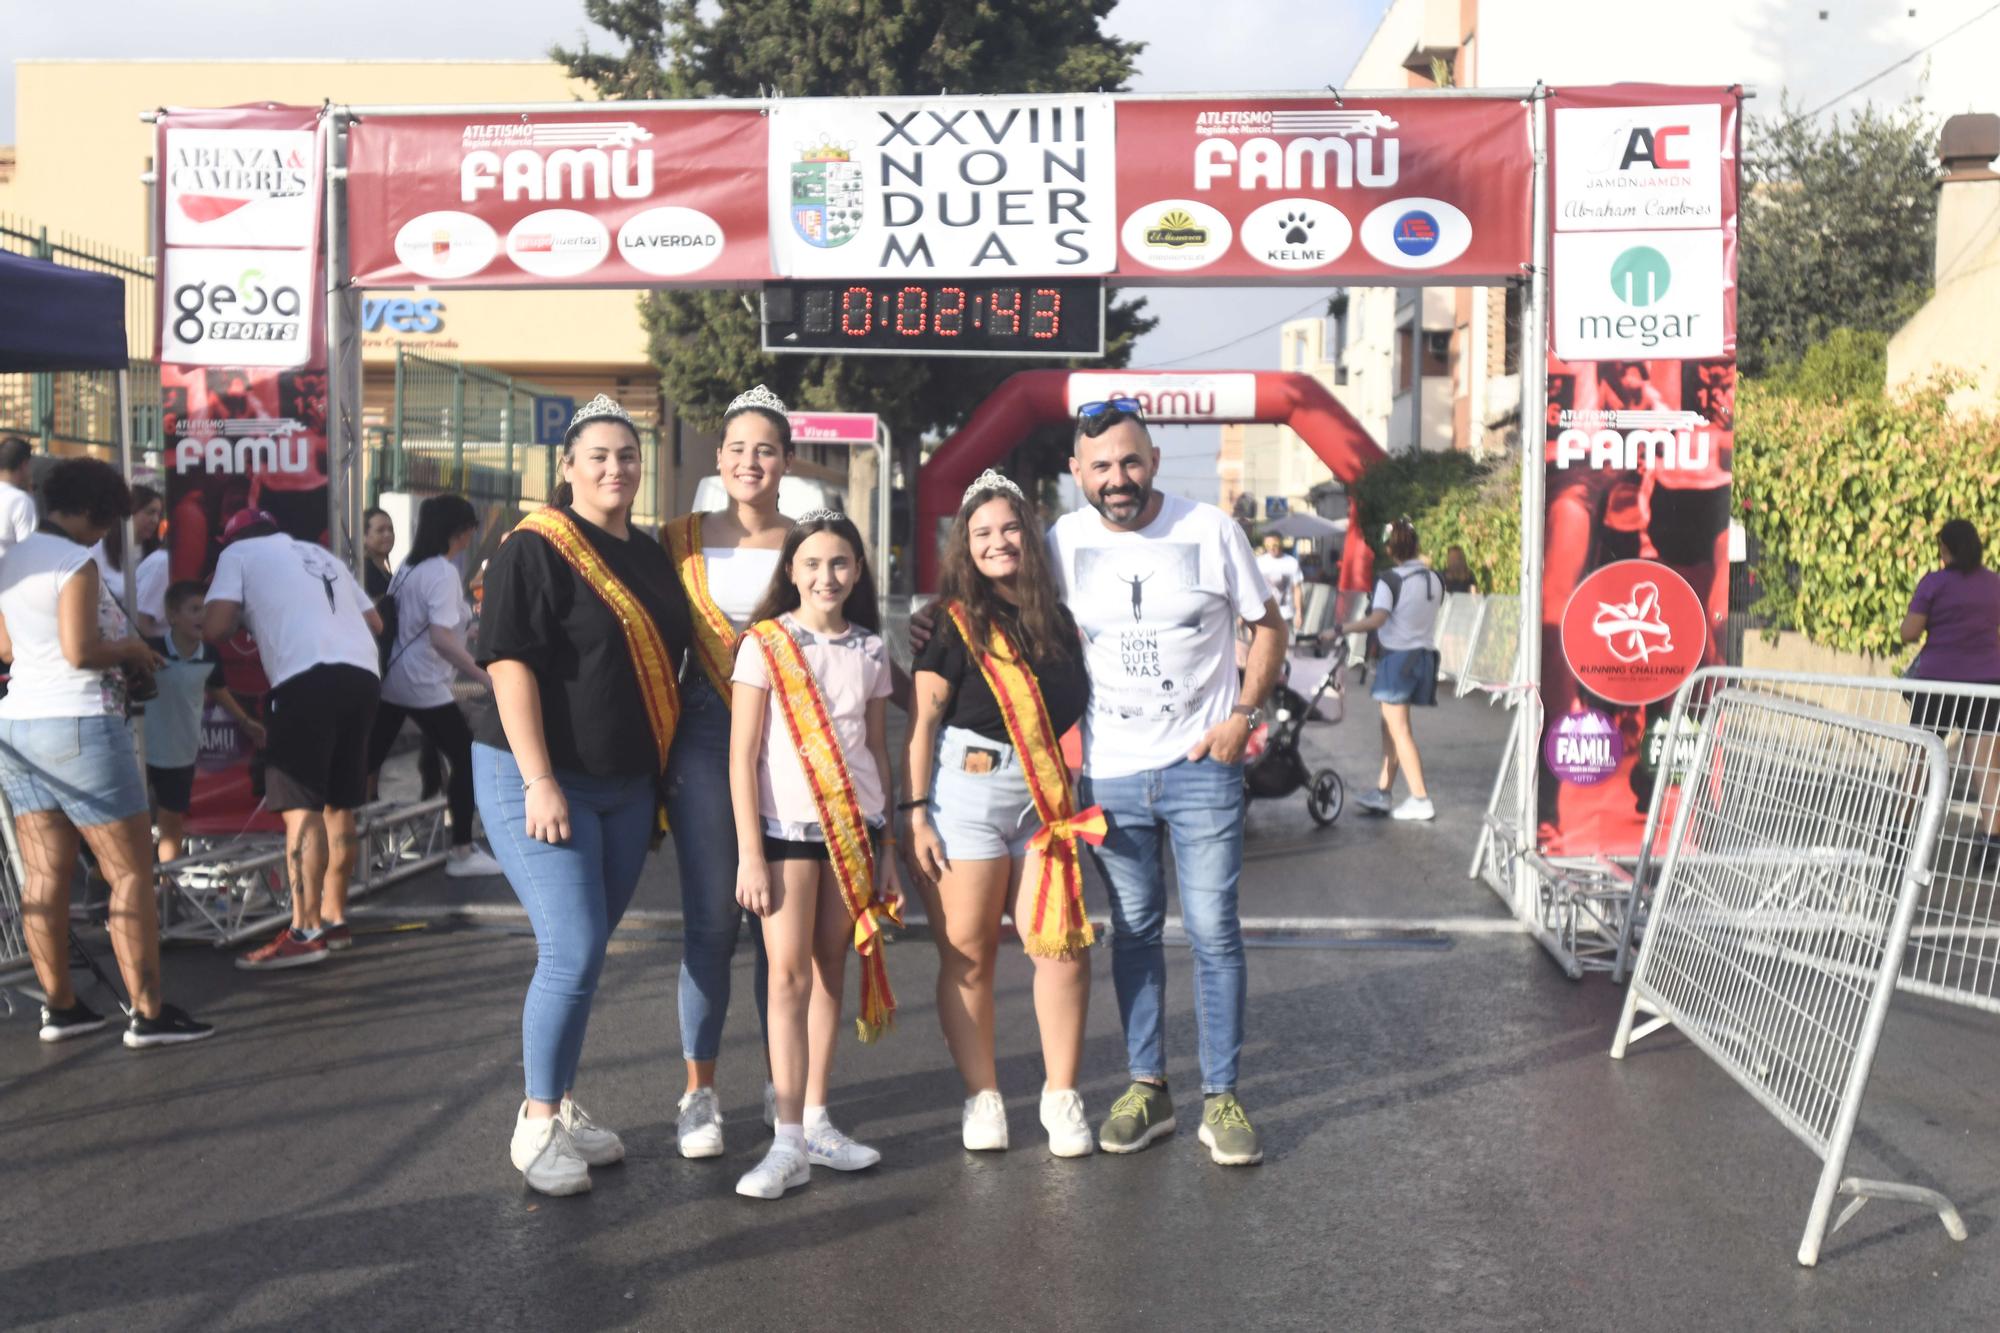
905, 471, 1096, 1159
471, 395, 693, 1197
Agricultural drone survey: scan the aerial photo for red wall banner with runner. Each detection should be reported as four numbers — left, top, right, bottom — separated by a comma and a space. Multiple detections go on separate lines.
156, 102, 329, 834
1538, 84, 1742, 858
344, 110, 770, 288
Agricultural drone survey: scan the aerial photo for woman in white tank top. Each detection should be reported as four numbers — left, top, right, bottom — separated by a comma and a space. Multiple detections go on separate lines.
657, 386, 796, 1160
0, 458, 214, 1047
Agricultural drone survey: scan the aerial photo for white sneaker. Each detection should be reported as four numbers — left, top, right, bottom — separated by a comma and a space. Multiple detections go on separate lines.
962, 1090, 1009, 1151
735, 1141, 810, 1200
558, 1095, 624, 1167
763, 1080, 777, 1130
1355, 787, 1392, 814
509, 1104, 590, 1196
1391, 796, 1436, 821
805, 1122, 882, 1171
446, 846, 505, 878
1040, 1088, 1096, 1158
677, 1087, 725, 1159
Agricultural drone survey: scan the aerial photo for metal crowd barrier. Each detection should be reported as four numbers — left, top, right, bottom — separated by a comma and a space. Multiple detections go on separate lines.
1434, 592, 1483, 683
1612, 669, 2000, 1018
1611, 690, 1964, 1266
1, 796, 451, 994
1456, 595, 1524, 704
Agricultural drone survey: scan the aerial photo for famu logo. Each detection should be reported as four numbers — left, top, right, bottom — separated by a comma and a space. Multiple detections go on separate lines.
1145, 209, 1208, 248
1610, 245, 1670, 307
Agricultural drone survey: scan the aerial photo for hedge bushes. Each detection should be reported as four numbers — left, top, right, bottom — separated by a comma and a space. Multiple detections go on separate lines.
1735, 378, 2000, 658
1350, 450, 1520, 594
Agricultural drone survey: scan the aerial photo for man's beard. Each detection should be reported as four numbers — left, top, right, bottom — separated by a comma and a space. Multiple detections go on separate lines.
1088, 479, 1153, 524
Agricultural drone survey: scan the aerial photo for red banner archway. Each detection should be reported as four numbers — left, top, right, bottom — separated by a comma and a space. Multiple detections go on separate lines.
915, 368, 1386, 591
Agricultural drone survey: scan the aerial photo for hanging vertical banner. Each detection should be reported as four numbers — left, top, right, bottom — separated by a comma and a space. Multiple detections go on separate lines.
1537, 85, 1741, 859
157, 102, 328, 833
767, 96, 1118, 278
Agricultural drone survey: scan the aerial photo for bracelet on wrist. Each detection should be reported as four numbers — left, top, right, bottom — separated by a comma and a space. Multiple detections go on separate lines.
523, 773, 555, 790
896, 796, 929, 811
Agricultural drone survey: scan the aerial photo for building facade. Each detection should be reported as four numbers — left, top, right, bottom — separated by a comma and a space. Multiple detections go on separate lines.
1338, 0, 1996, 459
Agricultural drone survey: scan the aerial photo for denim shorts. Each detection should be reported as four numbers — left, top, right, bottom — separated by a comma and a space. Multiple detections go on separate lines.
928, 726, 1041, 861
1373, 647, 1440, 706
0, 714, 150, 827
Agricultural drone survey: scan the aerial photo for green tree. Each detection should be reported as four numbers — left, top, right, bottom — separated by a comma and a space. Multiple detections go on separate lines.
1738, 101, 1938, 378
553, 1, 1155, 484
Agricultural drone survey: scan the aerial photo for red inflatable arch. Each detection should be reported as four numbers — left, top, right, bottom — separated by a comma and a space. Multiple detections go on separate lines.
915, 369, 1388, 591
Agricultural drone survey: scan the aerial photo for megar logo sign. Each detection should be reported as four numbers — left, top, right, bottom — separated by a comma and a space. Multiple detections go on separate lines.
1554, 231, 1722, 361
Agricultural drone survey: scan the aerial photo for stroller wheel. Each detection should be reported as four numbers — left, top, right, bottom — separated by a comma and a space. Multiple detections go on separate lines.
1307, 769, 1344, 826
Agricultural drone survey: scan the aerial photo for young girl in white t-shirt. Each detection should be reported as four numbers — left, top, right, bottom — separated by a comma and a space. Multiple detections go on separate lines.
728, 511, 899, 1200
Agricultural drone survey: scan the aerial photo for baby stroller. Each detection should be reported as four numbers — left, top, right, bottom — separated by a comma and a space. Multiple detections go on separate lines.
1242, 641, 1348, 825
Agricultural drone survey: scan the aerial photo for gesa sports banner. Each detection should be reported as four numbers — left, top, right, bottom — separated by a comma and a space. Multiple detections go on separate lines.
1114, 97, 1530, 281
768, 97, 1117, 278
156, 103, 328, 834
345, 109, 769, 287
1537, 85, 1741, 860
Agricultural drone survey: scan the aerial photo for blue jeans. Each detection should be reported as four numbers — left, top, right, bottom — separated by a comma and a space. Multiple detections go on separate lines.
1081, 757, 1247, 1095
664, 683, 768, 1061
473, 742, 656, 1103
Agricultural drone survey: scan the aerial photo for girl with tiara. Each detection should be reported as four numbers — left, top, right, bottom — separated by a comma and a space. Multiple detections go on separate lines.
904, 469, 1097, 1157
659, 384, 794, 1159
727, 511, 902, 1199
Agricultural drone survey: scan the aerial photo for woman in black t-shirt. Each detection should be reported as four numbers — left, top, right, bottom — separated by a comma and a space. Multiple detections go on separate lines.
470, 395, 694, 1197
905, 471, 1096, 1158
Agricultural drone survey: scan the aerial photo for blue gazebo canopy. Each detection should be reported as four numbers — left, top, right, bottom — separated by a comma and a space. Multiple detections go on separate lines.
0, 248, 129, 373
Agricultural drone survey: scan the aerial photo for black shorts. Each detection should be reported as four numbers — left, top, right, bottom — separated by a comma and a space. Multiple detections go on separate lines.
265, 664, 380, 812
761, 827, 884, 863
146, 763, 196, 815
1647, 484, 1731, 565
1908, 683, 2000, 738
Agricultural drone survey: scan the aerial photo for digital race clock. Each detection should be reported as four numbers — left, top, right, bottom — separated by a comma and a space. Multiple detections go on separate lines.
760, 279, 1105, 358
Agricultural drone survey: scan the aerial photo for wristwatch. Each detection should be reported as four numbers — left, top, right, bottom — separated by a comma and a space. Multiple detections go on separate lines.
1232, 703, 1265, 727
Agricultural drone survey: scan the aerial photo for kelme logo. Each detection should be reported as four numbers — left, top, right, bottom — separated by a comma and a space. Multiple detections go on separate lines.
1145, 209, 1209, 248
1610, 246, 1671, 307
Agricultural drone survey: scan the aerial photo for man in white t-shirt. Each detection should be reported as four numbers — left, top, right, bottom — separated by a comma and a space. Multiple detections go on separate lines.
0, 436, 38, 558
204, 510, 383, 969
1050, 398, 1287, 1167
1255, 534, 1305, 629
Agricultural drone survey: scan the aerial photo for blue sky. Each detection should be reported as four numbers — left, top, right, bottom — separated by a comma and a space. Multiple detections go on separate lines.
1, 0, 1393, 496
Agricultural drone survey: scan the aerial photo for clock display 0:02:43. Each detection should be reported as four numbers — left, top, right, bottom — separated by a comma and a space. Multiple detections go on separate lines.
801, 285, 1064, 340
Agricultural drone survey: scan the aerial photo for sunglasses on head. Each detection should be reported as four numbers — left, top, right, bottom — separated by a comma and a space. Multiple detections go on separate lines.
1075, 397, 1146, 437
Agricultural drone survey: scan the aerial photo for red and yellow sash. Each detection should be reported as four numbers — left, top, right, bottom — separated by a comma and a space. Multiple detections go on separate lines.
663, 512, 740, 703
943, 603, 1102, 959
748, 618, 902, 1041
518, 508, 681, 771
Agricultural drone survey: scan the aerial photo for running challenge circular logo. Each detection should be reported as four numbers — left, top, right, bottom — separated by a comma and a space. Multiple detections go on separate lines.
1559, 560, 1706, 706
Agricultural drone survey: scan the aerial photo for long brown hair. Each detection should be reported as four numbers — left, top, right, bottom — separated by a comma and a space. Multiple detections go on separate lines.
747, 512, 881, 633
937, 485, 1071, 665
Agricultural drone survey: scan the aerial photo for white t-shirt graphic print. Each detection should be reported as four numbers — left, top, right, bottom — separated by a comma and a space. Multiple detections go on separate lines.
1048, 493, 1273, 779
208, 533, 380, 688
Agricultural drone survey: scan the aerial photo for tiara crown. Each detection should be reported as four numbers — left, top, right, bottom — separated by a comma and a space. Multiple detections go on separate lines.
568, 393, 635, 436
797, 508, 845, 525
727, 384, 789, 417
962, 468, 1026, 507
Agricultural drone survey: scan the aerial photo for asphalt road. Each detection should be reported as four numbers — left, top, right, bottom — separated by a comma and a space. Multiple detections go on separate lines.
3, 689, 1996, 1330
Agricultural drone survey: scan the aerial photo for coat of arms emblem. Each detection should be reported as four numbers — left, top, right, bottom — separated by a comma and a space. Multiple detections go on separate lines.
790, 136, 863, 248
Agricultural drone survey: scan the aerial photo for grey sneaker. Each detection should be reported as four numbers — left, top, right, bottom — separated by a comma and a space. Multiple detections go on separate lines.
1098, 1081, 1176, 1154
1355, 787, 1392, 815
1199, 1093, 1264, 1166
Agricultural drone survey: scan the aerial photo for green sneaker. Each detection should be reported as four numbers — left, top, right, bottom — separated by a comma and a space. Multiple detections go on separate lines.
1097, 1081, 1176, 1154
1199, 1093, 1264, 1166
